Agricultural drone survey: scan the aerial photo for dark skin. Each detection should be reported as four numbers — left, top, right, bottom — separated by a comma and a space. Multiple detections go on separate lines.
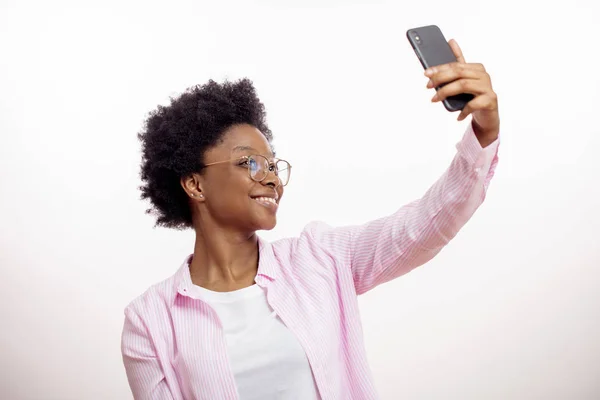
426, 40, 500, 148
180, 40, 499, 293
180, 124, 283, 292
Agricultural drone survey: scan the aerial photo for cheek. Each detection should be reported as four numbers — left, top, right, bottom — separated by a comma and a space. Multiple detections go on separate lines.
220, 181, 252, 205
207, 175, 251, 208
207, 186, 251, 221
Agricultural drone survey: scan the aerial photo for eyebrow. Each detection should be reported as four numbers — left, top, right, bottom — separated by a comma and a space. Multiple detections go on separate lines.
232, 145, 276, 158
232, 145, 256, 153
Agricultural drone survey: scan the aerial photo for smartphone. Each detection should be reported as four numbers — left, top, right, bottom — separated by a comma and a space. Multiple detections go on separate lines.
406, 25, 474, 112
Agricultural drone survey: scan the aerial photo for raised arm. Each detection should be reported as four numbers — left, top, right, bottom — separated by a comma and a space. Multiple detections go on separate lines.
305, 39, 500, 294
306, 123, 499, 294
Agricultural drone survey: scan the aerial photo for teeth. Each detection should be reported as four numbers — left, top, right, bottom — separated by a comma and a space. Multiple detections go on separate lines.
255, 197, 276, 204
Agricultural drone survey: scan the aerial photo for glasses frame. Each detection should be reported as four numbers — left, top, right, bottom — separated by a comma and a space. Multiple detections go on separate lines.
202, 154, 292, 187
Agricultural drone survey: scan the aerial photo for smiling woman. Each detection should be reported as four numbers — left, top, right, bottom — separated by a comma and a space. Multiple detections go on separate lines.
122, 71, 500, 399
137, 79, 274, 231
181, 123, 286, 236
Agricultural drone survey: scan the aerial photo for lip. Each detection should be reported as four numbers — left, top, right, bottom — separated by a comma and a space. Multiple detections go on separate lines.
250, 193, 279, 211
250, 193, 279, 202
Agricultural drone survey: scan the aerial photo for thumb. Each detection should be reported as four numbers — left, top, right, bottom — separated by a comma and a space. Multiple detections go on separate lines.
448, 39, 466, 63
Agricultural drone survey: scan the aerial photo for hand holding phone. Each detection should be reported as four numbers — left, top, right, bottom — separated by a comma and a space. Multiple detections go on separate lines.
406, 25, 500, 141
407, 25, 474, 112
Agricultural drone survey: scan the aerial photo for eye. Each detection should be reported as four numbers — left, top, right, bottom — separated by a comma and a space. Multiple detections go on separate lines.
239, 157, 260, 172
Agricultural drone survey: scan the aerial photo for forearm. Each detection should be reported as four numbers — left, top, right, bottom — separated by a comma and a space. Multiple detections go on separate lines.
472, 118, 500, 148
350, 124, 500, 293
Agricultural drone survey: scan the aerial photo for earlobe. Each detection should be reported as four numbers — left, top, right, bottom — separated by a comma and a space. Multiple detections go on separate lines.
181, 174, 204, 200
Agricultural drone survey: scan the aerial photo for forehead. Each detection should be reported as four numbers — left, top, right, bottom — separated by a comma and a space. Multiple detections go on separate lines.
217, 124, 273, 157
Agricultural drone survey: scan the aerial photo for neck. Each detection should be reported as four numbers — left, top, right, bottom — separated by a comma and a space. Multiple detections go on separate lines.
189, 222, 259, 292
190, 205, 258, 292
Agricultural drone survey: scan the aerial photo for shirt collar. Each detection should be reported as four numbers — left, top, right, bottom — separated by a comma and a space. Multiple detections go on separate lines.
171, 254, 194, 306
256, 235, 278, 282
171, 234, 277, 306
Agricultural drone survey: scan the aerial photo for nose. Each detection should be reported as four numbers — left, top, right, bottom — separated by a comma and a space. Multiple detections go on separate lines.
261, 167, 282, 189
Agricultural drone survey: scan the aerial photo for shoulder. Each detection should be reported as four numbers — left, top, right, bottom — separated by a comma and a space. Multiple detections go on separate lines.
269, 221, 333, 255
269, 221, 351, 272
124, 260, 187, 319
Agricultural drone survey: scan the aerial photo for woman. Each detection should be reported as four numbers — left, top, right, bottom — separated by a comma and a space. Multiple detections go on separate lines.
121, 40, 500, 400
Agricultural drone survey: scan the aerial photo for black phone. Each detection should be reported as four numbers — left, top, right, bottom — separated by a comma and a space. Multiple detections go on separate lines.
406, 25, 474, 112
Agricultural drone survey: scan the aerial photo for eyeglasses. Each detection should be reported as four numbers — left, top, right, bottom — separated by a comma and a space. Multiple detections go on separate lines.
203, 155, 292, 187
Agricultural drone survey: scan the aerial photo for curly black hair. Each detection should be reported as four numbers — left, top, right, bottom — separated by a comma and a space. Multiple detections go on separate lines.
138, 78, 273, 229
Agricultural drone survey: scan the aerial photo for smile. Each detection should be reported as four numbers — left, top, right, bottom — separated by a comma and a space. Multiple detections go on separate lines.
252, 197, 278, 209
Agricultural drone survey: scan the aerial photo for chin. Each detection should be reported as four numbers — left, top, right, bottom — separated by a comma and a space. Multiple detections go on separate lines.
249, 204, 278, 231
250, 213, 277, 231
259, 217, 277, 231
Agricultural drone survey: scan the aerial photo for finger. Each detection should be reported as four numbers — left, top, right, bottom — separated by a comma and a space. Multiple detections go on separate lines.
431, 79, 489, 103
448, 39, 465, 63
424, 62, 486, 82
457, 94, 497, 121
427, 66, 484, 88
425, 61, 485, 76
457, 102, 474, 121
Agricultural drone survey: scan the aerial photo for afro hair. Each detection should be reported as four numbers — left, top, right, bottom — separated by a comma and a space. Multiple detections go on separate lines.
138, 78, 272, 229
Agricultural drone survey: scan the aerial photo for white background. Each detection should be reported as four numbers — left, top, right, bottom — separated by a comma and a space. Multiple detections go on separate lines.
1, 0, 599, 399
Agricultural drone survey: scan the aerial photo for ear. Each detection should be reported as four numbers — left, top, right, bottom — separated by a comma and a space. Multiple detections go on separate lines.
180, 173, 205, 200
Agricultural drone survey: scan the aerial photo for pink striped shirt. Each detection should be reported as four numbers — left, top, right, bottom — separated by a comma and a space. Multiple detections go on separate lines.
122, 126, 500, 399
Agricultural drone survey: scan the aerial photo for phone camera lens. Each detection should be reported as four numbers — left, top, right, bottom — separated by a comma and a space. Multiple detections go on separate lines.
411, 31, 422, 45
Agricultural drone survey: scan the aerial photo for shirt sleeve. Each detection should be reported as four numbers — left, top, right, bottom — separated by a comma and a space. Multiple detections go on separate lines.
121, 306, 175, 400
305, 124, 500, 295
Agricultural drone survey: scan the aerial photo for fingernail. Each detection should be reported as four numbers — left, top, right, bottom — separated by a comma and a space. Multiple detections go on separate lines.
424, 68, 435, 77
431, 94, 439, 102
426, 79, 433, 88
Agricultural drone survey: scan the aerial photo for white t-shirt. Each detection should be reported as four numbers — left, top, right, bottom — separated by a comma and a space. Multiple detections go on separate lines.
190, 283, 320, 400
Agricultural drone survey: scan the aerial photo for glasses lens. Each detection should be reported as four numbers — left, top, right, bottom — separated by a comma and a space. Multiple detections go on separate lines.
247, 156, 291, 186
275, 160, 291, 186
248, 155, 269, 181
